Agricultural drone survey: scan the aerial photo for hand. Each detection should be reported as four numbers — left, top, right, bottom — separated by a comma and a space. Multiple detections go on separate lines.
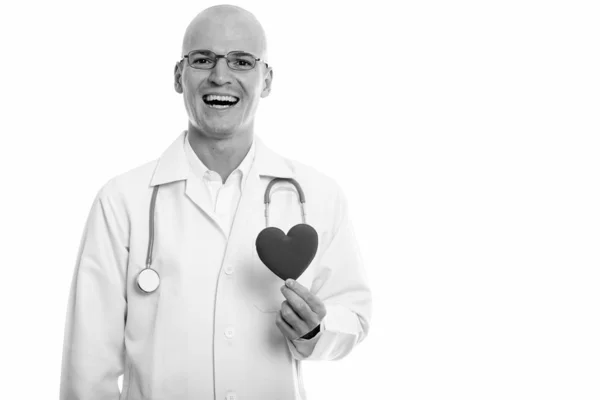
276, 279, 326, 341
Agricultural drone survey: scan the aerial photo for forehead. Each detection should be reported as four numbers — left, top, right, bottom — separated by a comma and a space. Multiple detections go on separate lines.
182, 14, 266, 57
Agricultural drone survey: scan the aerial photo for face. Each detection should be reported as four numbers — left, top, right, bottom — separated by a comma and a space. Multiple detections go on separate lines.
175, 10, 272, 140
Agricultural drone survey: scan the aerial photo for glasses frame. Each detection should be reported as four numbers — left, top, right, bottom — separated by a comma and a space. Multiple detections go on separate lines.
181, 49, 269, 71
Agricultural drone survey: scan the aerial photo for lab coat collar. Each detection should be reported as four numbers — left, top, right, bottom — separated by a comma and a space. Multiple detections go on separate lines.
149, 131, 294, 187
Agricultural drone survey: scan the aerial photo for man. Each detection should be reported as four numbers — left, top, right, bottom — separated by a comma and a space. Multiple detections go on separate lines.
60, 5, 372, 400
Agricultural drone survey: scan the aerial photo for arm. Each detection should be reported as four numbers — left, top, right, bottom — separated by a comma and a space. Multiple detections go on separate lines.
59, 181, 129, 400
284, 184, 373, 361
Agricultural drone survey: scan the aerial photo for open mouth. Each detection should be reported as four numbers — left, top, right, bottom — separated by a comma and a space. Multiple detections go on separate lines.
202, 94, 240, 109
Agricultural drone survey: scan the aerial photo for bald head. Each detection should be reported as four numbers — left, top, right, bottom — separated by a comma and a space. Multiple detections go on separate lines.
182, 5, 268, 62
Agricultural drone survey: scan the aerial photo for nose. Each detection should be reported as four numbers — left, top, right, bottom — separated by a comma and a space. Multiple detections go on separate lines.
208, 57, 233, 86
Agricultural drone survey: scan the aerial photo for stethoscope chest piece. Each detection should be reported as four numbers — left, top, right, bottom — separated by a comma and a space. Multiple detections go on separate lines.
137, 268, 160, 293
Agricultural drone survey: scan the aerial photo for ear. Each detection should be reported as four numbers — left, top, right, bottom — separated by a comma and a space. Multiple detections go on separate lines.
174, 61, 183, 94
260, 67, 273, 98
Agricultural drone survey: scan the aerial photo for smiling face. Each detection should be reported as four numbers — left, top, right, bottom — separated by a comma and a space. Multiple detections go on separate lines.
175, 6, 272, 141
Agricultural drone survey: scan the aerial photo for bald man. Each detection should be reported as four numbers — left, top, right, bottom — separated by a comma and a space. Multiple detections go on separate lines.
60, 5, 372, 400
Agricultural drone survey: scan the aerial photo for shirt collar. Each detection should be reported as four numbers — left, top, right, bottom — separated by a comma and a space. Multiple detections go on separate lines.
183, 131, 255, 186
150, 131, 294, 187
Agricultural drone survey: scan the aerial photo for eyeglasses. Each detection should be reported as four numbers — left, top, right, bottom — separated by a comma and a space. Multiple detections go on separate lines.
181, 50, 268, 71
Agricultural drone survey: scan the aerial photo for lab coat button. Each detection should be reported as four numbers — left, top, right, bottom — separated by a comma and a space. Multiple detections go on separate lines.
225, 327, 235, 338
225, 391, 237, 400
224, 266, 234, 275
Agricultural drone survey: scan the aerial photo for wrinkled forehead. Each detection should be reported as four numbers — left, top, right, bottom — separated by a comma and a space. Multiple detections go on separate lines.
181, 12, 267, 59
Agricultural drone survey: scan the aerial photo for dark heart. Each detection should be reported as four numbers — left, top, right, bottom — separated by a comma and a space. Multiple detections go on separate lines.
255, 224, 318, 280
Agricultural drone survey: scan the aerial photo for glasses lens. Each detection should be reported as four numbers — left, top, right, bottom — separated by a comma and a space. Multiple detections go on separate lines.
188, 51, 216, 69
227, 52, 256, 70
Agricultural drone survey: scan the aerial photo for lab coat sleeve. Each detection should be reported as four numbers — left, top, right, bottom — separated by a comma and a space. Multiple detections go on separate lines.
286, 183, 373, 361
59, 180, 129, 400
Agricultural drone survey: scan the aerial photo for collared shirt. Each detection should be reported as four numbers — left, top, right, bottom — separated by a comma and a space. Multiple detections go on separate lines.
183, 131, 255, 237
59, 131, 372, 400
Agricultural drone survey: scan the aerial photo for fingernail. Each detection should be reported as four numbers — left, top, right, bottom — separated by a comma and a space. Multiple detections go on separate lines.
286, 279, 294, 287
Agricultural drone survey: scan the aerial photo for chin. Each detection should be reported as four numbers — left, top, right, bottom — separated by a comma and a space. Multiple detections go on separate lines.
196, 120, 241, 139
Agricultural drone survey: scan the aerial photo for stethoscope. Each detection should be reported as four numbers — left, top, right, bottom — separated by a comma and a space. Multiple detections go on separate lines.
136, 178, 310, 293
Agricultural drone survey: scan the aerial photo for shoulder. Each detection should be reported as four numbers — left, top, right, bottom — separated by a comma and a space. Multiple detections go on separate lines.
275, 154, 351, 239
96, 159, 159, 206
286, 157, 330, 182
255, 136, 347, 204
278, 154, 349, 220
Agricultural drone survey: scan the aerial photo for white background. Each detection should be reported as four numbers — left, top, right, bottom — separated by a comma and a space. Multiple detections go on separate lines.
1, 0, 599, 399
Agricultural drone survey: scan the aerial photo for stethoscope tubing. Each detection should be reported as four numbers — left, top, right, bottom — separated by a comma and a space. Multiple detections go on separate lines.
139, 177, 307, 293
263, 178, 306, 226
146, 185, 160, 269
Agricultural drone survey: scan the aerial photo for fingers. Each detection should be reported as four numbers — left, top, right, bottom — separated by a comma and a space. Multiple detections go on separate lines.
279, 300, 310, 337
282, 279, 327, 320
276, 279, 327, 341
275, 311, 298, 340
280, 285, 318, 322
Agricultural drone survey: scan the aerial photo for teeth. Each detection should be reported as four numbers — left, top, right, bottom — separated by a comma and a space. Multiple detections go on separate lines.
205, 94, 238, 102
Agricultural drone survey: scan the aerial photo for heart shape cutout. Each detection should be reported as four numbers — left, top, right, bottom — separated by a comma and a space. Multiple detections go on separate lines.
255, 224, 318, 280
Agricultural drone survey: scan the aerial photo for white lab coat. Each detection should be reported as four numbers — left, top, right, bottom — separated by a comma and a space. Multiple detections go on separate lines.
59, 131, 372, 400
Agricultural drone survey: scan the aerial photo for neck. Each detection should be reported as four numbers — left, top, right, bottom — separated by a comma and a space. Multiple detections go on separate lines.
187, 123, 253, 182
